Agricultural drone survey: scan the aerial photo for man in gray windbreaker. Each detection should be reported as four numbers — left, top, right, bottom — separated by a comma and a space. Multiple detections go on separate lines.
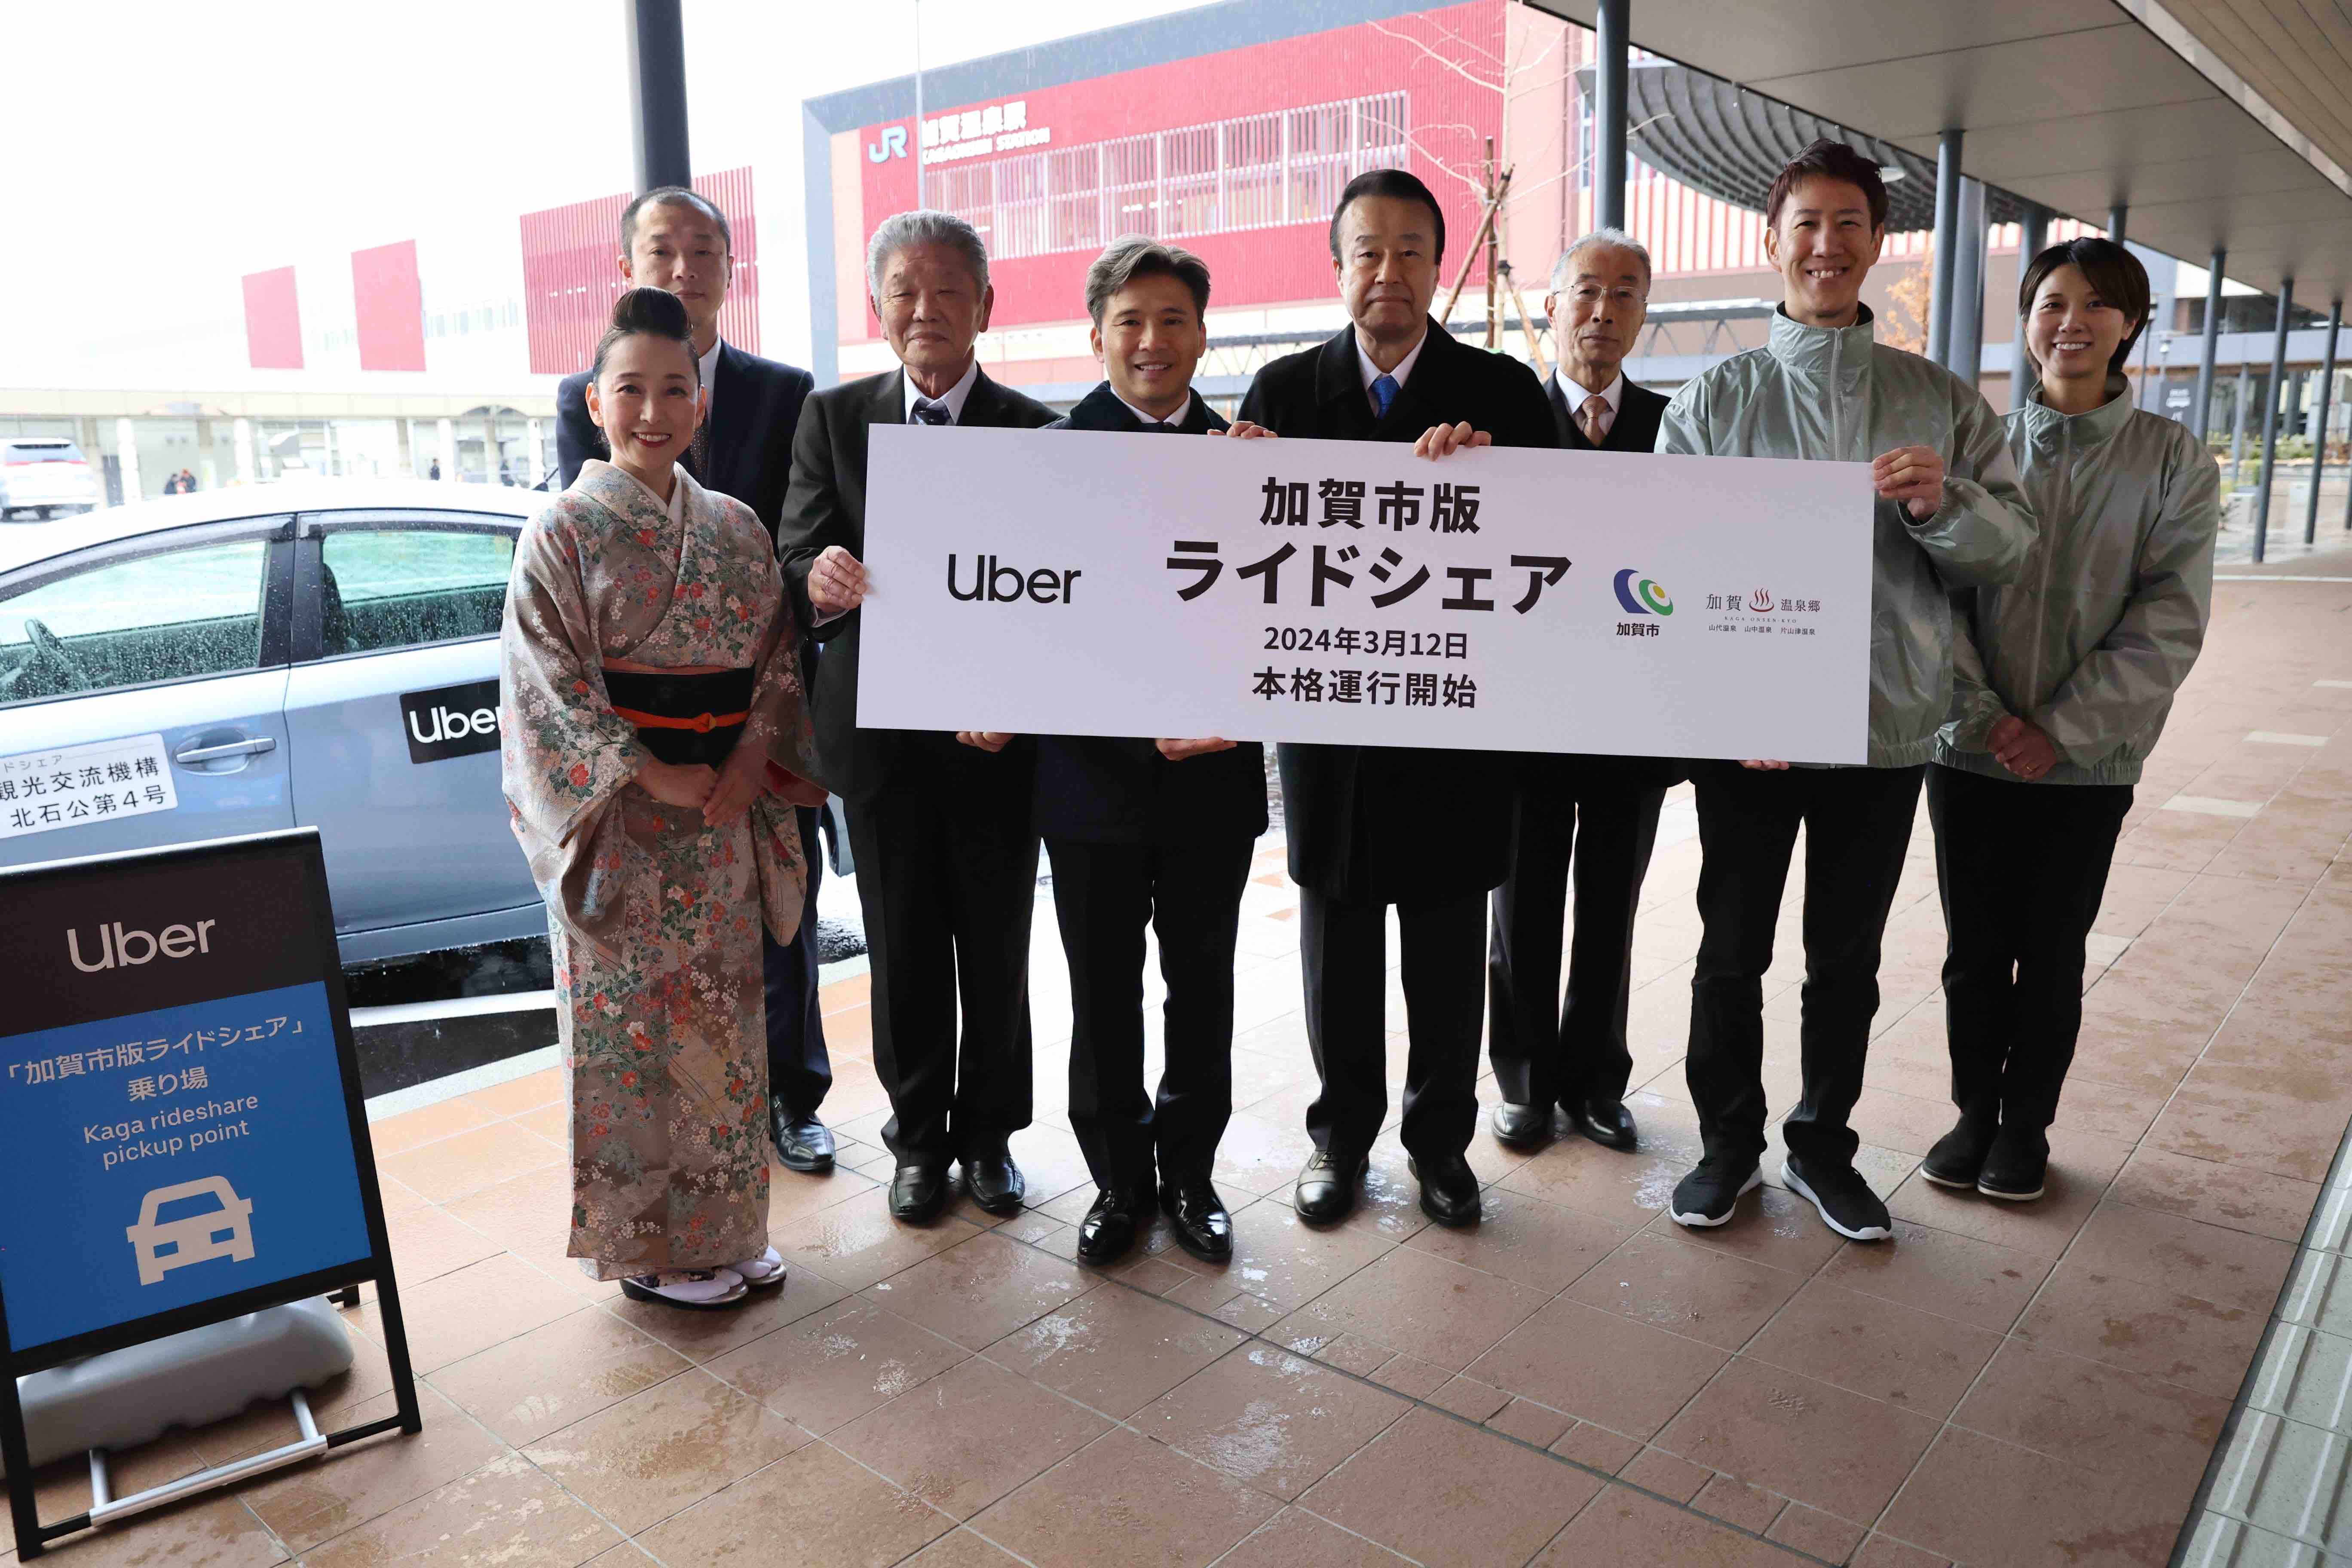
1656, 140, 2034, 1242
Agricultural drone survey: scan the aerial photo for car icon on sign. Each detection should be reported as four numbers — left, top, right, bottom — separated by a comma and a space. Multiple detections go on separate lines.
126, 1176, 255, 1285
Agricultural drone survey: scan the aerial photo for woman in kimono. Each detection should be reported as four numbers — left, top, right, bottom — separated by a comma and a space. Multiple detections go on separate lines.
501, 287, 825, 1310
1927, 238, 2217, 1202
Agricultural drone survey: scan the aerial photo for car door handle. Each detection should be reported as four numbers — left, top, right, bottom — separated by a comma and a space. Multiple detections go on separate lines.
172, 737, 278, 764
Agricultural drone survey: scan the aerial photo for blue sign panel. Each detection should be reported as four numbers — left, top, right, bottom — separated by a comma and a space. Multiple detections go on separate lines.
0, 980, 371, 1351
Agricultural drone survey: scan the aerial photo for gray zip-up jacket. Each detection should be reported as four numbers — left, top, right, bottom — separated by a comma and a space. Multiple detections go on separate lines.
1657, 307, 2036, 767
1937, 376, 2218, 786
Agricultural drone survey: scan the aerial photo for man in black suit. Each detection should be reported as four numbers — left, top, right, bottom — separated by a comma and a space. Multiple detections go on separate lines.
1488, 231, 1684, 1158
1238, 169, 1556, 1228
551, 186, 836, 1181
776, 211, 1057, 1225
1036, 238, 1274, 1265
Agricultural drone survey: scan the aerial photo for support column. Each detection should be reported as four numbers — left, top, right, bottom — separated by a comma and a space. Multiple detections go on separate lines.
2308, 304, 2339, 544
2192, 248, 2226, 442
115, 417, 142, 503
626, 0, 690, 193
2107, 203, 2127, 243
2010, 202, 2049, 407
2254, 277, 2294, 564
436, 417, 456, 481
1928, 129, 1963, 368
1592, 0, 1629, 233
1949, 178, 1987, 394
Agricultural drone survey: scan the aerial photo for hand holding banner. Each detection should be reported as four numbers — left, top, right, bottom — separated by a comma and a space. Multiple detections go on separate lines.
860, 426, 1875, 764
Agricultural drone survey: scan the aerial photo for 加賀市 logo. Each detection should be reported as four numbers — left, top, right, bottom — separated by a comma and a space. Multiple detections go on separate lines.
1611, 570, 1674, 616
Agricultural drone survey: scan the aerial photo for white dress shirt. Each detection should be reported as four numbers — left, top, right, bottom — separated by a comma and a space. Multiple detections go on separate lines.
1356, 328, 1429, 414
1113, 390, 1189, 427
1555, 368, 1625, 442
902, 356, 981, 424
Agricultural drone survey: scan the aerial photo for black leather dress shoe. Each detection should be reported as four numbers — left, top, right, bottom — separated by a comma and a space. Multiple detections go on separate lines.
1409, 1154, 1482, 1227
889, 1162, 950, 1223
1158, 1181, 1234, 1262
772, 1104, 836, 1173
1568, 1097, 1638, 1152
961, 1149, 1026, 1215
1293, 1148, 1367, 1223
1075, 1188, 1145, 1264
1491, 1101, 1553, 1148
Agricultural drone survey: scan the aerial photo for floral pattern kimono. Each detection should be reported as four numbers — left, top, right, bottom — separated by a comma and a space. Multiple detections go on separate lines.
500, 459, 818, 1280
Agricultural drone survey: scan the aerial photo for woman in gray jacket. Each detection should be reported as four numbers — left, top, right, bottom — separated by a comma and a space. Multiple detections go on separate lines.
1927, 238, 2218, 1201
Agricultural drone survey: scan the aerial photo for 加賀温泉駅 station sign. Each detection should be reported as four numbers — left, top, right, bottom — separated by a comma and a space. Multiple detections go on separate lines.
858, 426, 1876, 764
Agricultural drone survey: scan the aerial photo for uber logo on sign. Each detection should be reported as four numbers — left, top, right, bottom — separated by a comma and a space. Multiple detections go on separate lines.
400, 679, 502, 765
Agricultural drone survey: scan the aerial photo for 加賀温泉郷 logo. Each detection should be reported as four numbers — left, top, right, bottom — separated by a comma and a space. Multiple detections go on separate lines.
1612, 570, 1674, 616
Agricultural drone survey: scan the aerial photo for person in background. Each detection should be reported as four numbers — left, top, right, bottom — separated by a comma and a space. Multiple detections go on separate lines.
501, 287, 825, 1311
1657, 138, 2033, 1242
777, 210, 1058, 1225
1927, 237, 2216, 1202
1035, 237, 1274, 1265
1487, 227, 1681, 1158
1238, 168, 1556, 1229
554, 186, 836, 1181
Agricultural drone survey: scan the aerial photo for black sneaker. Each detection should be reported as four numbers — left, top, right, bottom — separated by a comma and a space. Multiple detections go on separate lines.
1921, 1118, 1997, 1190
1669, 1158, 1761, 1228
1782, 1155, 1892, 1241
1976, 1124, 2049, 1202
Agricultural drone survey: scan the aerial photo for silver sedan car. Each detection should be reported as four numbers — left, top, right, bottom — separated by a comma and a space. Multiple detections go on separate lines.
0, 481, 545, 964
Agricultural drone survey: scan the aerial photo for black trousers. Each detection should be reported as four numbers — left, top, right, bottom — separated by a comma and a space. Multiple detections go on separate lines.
1300, 887, 1486, 1164
1927, 763, 2132, 1135
1687, 762, 1925, 1169
1488, 780, 1666, 1110
845, 758, 1039, 1166
1049, 836, 1253, 1195
761, 803, 831, 1118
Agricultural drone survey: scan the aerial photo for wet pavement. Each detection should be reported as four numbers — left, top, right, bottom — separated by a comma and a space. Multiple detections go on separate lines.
14, 561, 2352, 1567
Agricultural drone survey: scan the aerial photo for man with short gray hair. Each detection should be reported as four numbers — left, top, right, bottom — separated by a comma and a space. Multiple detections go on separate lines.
775, 209, 1057, 1225
1487, 230, 1683, 1159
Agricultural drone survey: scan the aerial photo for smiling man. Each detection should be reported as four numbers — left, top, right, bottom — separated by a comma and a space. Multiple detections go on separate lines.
1239, 169, 1555, 1230
775, 210, 1057, 1226
1032, 239, 1273, 1265
1487, 230, 1684, 1161
1655, 140, 2034, 1243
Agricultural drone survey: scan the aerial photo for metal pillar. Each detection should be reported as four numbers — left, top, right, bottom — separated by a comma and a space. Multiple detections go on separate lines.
2192, 248, 2225, 442
2011, 203, 2049, 407
1928, 129, 1963, 367
2254, 277, 2294, 563
1593, 0, 1629, 232
2229, 361, 2251, 475
2107, 203, 2127, 243
2309, 303, 2340, 543
1949, 178, 1987, 392
625, 0, 691, 193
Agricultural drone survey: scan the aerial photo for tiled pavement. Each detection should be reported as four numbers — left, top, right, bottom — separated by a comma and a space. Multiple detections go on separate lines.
12, 570, 2352, 1567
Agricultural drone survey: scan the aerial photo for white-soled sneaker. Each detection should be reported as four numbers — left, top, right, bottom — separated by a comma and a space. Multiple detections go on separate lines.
1669, 1159, 1762, 1228
1782, 1156, 1893, 1241
620, 1266, 748, 1311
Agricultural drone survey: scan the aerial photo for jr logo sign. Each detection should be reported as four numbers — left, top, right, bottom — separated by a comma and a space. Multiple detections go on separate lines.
399, 679, 502, 766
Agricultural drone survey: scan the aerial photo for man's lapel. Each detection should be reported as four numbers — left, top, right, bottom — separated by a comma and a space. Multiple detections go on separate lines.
703, 342, 743, 488
1312, 325, 1375, 440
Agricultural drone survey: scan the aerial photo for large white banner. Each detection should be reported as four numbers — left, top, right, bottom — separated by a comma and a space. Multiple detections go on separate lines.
859, 425, 1876, 764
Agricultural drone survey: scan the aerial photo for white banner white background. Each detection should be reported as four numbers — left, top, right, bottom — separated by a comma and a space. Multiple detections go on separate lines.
859, 426, 1876, 764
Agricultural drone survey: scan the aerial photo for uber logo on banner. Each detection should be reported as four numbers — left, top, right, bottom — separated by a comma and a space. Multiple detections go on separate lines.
400, 680, 502, 765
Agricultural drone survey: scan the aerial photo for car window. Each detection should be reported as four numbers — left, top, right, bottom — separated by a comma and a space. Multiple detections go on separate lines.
6, 441, 83, 463
0, 539, 272, 707
318, 528, 514, 656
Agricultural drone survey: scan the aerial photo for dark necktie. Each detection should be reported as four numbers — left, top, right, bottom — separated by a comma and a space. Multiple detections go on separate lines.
1370, 373, 1399, 419
686, 419, 710, 480
912, 397, 951, 426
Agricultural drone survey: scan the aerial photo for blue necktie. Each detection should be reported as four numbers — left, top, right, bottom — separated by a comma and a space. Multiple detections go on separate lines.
912, 397, 950, 426
1370, 373, 1399, 419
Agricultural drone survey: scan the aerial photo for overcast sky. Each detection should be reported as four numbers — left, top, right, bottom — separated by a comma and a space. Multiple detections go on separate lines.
6, 0, 1207, 380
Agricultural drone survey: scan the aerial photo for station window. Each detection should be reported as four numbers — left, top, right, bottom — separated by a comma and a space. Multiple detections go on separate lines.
923, 91, 1409, 262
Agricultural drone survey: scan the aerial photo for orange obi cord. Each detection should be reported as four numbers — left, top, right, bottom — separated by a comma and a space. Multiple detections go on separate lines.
609, 706, 749, 733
